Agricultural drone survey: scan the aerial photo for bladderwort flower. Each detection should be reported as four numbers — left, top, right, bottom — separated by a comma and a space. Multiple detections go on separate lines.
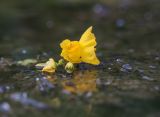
60, 26, 100, 65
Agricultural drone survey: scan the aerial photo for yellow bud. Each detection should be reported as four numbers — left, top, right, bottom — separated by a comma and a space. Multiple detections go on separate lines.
65, 62, 74, 73
58, 59, 65, 66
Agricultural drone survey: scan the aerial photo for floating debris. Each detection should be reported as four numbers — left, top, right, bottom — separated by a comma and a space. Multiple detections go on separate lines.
10, 92, 49, 110
0, 102, 11, 113
17, 59, 37, 66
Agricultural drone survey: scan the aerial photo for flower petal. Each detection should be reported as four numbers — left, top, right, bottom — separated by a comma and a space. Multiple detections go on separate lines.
79, 26, 100, 65
81, 47, 100, 65
60, 39, 71, 49
79, 26, 97, 48
60, 41, 81, 63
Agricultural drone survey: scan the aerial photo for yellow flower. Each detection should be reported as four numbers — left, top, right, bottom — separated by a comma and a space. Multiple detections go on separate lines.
42, 58, 57, 73
60, 26, 100, 65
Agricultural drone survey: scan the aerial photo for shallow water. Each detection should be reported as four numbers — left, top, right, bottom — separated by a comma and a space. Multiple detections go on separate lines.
0, 0, 160, 117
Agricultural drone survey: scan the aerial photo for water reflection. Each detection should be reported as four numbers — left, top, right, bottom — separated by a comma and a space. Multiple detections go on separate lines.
62, 71, 98, 94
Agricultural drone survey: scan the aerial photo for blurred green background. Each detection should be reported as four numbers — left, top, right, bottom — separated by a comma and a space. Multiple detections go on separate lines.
0, 0, 159, 59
